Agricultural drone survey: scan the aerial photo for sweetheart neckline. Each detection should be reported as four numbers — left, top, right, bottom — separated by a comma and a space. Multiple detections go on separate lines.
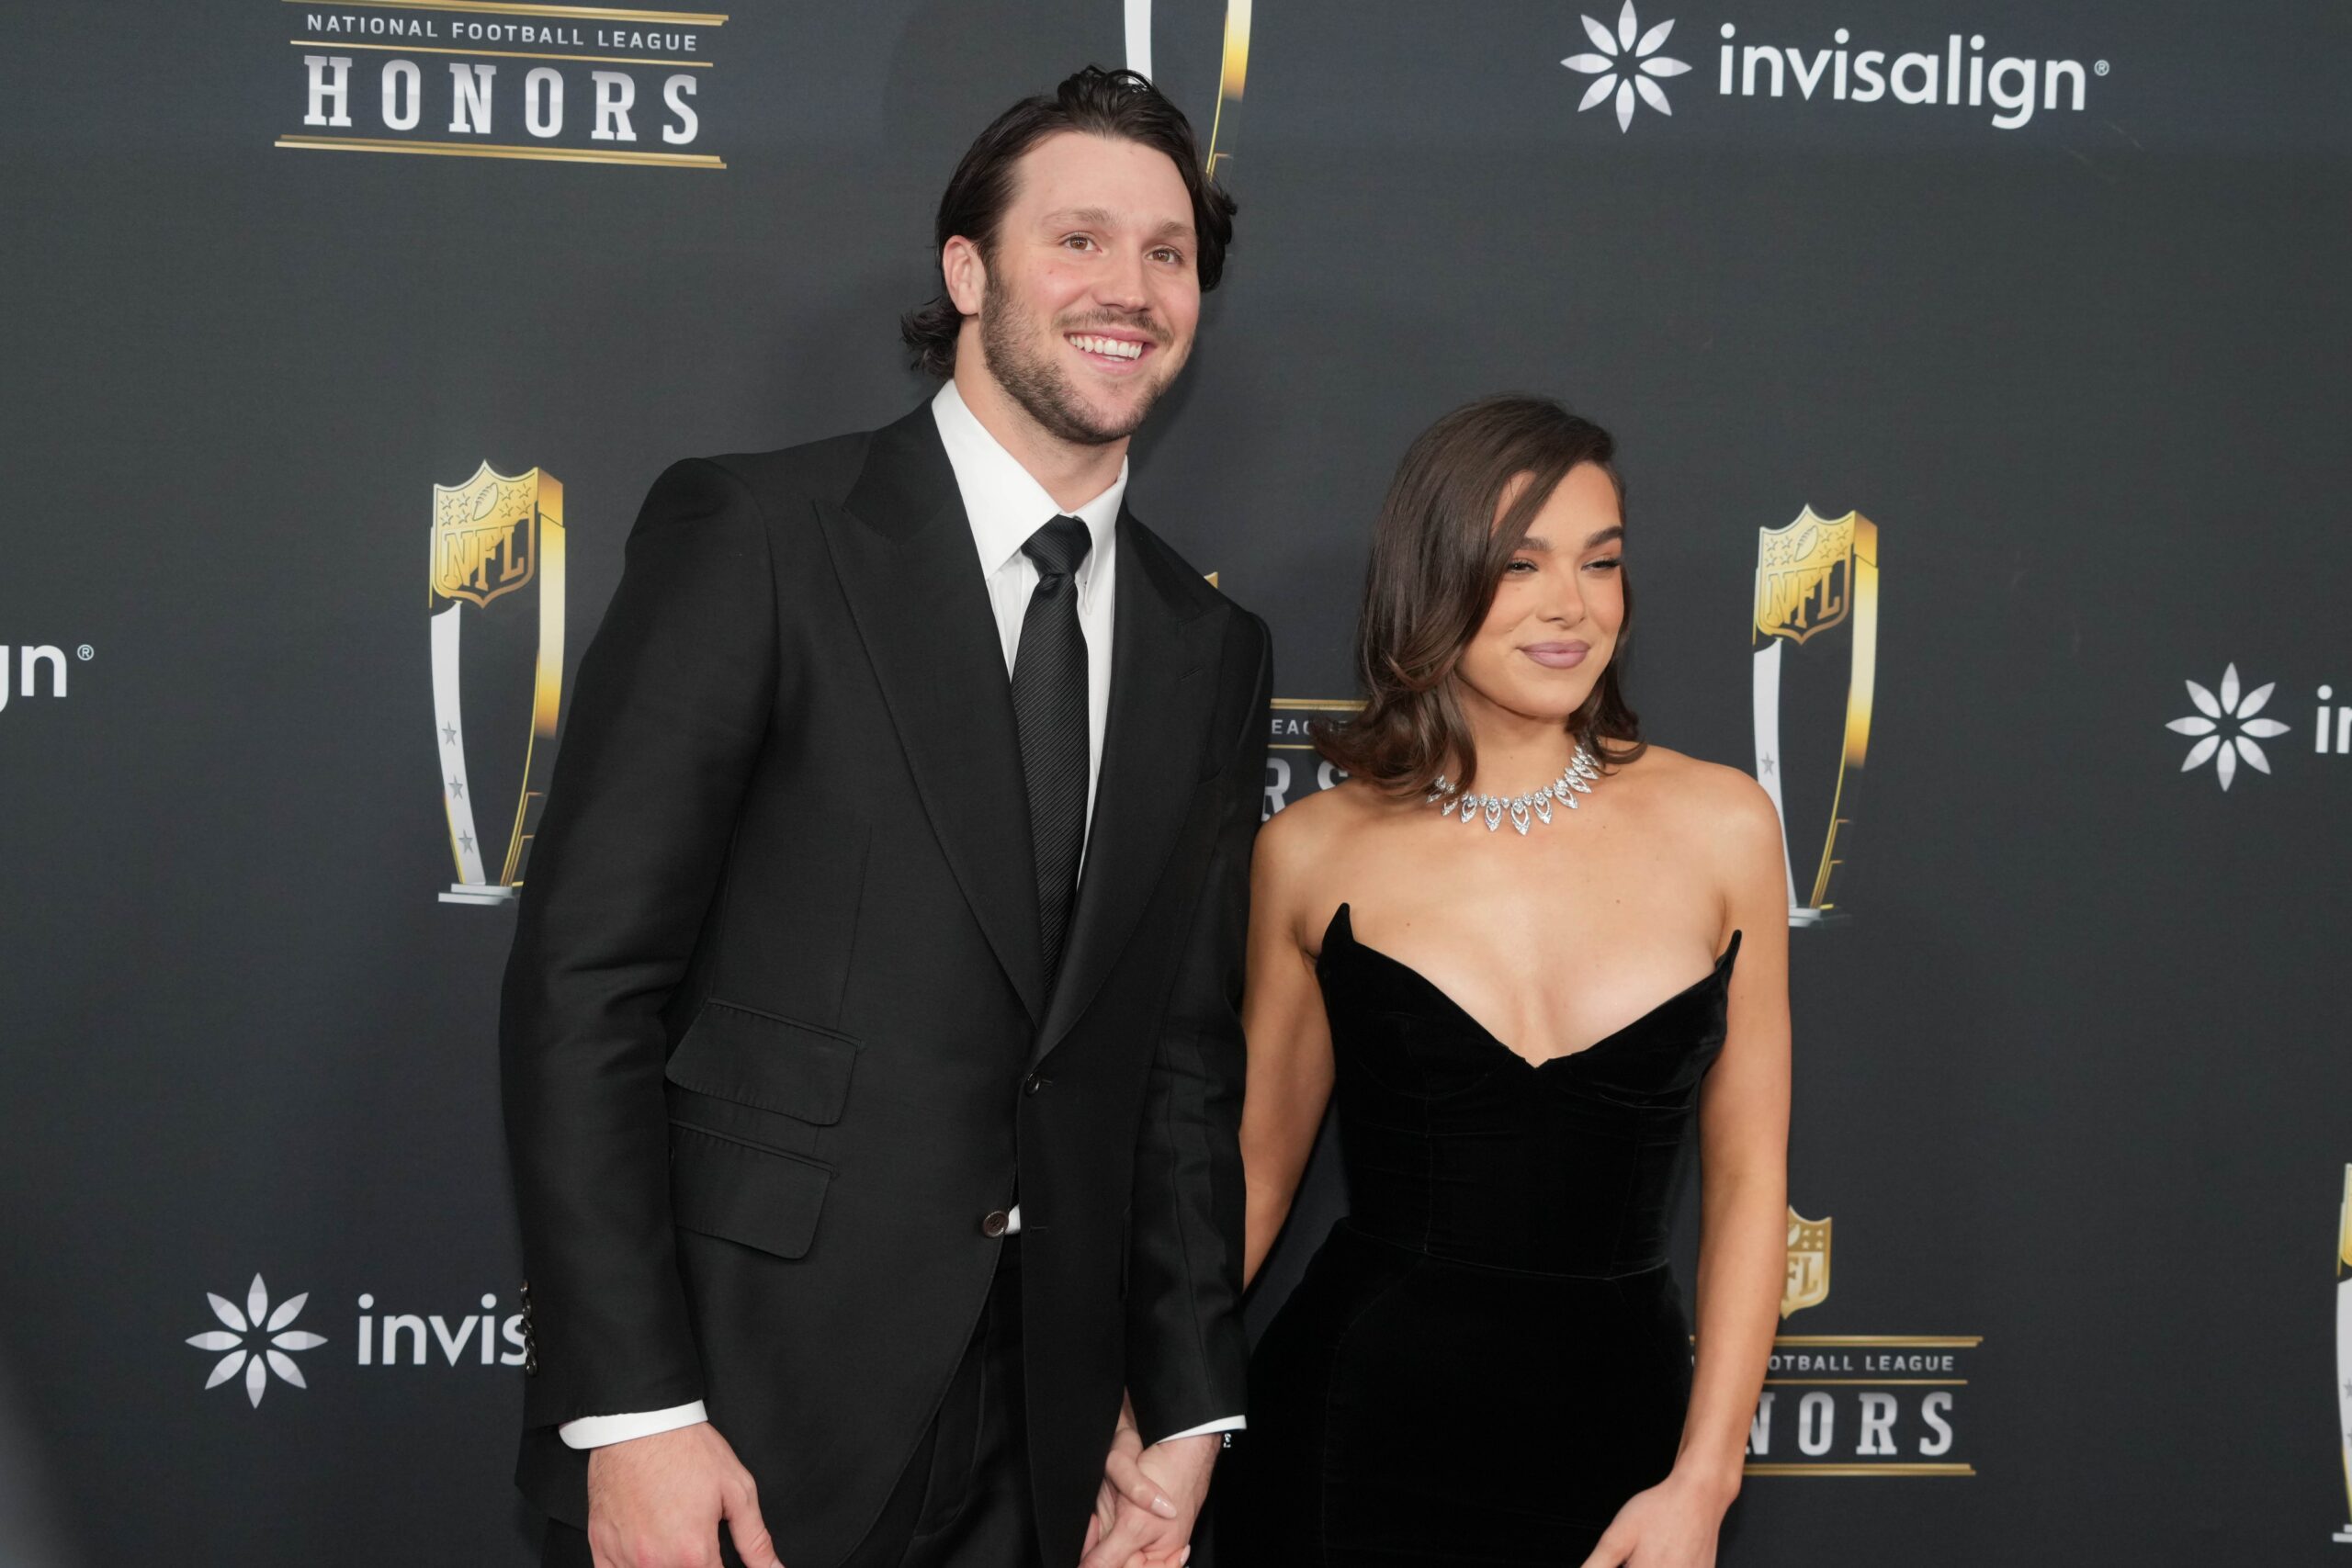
1317, 902, 1741, 1070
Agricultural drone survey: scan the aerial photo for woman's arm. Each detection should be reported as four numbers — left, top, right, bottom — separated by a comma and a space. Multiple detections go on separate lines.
1676, 774, 1793, 1505
1580, 769, 1791, 1568
1237, 801, 1338, 1290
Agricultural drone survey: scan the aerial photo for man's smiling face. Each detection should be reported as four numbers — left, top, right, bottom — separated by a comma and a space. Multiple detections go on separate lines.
956, 130, 1203, 446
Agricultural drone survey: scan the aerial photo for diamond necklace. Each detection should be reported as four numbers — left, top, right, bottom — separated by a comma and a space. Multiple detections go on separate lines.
1428, 743, 1601, 835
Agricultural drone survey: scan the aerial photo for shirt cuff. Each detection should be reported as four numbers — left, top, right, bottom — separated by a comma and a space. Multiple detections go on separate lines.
559, 1401, 710, 1450
1159, 1416, 1247, 1441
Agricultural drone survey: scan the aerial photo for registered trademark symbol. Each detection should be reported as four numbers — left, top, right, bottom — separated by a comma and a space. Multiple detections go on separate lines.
76, 645, 94, 661
2094, 60, 2109, 75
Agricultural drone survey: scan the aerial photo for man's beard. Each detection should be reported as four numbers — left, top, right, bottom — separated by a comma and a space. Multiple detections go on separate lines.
978, 274, 1175, 446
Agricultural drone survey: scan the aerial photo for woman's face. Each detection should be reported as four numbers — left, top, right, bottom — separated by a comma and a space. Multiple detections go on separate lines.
1451, 461, 1626, 731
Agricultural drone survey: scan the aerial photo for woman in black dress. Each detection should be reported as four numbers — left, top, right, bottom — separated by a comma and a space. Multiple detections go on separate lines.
1220, 396, 1789, 1566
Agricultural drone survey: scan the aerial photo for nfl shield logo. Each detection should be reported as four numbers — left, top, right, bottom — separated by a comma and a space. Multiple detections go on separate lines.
432, 463, 541, 609
1782, 1207, 1832, 1319
1754, 508, 1857, 646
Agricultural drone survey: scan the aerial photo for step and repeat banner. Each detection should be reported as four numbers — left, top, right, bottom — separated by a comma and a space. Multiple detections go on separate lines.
3, 0, 2347, 1562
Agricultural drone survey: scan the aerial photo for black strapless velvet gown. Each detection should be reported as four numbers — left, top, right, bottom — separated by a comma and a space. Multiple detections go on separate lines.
1218, 904, 1741, 1566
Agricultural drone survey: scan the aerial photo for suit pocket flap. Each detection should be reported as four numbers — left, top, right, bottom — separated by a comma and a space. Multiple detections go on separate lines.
668, 1126, 831, 1259
664, 999, 859, 1125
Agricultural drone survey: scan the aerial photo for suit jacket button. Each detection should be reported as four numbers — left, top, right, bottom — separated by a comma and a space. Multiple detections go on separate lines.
980, 1210, 1011, 1238
1023, 1075, 1045, 1096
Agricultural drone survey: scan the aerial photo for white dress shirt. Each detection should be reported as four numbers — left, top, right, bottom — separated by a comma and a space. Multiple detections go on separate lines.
933, 375, 1123, 856
561, 383, 1240, 1449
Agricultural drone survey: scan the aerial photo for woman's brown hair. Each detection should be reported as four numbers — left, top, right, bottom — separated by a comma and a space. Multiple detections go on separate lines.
1315, 394, 1645, 796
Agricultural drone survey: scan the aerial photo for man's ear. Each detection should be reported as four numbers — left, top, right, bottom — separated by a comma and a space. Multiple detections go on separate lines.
943, 236, 986, 317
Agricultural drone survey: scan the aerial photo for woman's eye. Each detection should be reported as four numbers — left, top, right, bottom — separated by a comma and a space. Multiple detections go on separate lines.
1585, 556, 1623, 572
1503, 559, 1537, 574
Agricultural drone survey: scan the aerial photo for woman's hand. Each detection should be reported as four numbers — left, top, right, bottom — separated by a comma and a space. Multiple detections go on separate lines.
1574, 1466, 1736, 1568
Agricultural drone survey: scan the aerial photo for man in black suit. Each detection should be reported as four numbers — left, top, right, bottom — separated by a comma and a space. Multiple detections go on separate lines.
501, 67, 1268, 1568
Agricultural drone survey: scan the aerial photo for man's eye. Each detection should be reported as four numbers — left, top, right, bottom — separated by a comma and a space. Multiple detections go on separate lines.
1150, 247, 1184, 265
1063, 234, 1096, 251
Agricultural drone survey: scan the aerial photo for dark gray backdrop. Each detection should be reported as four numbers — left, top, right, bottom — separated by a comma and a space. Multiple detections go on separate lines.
4, 0, 2349, 1561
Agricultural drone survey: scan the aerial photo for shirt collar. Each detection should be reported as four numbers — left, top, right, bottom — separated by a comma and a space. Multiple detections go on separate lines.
932, 379, 1125, 587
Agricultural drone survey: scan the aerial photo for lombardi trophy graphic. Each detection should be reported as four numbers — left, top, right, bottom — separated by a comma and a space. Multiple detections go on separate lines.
1751, 508, 1878, 926
2336, 1167, 2352, 1542
430, 463, 566, 906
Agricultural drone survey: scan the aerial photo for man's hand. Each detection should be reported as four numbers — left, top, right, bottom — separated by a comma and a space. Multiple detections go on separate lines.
1083, 1400, 1173, 1565
584, 1422, 783, 1568
1079, 1399, 1216, 1568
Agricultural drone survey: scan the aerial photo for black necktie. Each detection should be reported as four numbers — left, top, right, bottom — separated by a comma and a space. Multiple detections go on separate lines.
1012, 516, 1092, 978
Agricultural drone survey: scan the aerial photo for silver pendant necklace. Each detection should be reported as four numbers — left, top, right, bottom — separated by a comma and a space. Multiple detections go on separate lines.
1428, 743, 1601, 835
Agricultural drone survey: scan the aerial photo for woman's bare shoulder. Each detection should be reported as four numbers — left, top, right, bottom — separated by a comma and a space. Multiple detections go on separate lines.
1620, 743, 1781, 854
1259, 776, 1390, 856
1250, 783, 1363, 954
1255, 778, 1396, 896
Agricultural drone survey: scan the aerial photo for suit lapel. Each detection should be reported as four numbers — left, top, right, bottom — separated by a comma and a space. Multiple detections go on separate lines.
819, 407, 1048, 1022
1034, 511, 1218, 1065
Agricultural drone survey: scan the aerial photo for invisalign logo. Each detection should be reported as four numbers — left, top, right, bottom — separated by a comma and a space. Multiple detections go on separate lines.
1563, 15, 2106, 133
1716, 26, 2101, 130
1561, 3, 1691, 131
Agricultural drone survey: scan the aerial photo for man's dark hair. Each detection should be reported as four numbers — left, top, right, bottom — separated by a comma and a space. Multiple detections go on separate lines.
900, 65, 1238, 378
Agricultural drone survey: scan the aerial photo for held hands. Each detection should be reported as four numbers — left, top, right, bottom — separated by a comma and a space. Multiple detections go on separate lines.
584, 1422, 784, 1568
1080, 1393, 1216, 1568
1574, 1466, 1736, 1568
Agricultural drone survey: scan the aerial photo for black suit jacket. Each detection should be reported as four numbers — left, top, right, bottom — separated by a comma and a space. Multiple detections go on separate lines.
499, 404, 1272, 1567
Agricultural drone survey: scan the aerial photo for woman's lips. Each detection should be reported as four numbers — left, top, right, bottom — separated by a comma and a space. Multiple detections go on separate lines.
1521, 642, 1589, 669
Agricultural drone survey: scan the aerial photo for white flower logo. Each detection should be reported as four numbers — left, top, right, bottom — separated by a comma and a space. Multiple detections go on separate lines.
1562, 2, 1691, 132
2166, 663, 2290, 791
185, 1275, 327, 1407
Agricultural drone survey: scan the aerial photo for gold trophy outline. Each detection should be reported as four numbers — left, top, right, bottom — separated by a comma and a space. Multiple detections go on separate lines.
2335, 1167, 2352, 1541
1751, 508, 1879, 926
1123, 0, 1251, 178
430, 463, 565, 906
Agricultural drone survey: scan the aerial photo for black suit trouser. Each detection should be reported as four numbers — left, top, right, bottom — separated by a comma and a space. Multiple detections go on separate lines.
544, 1236, 1042, 1568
